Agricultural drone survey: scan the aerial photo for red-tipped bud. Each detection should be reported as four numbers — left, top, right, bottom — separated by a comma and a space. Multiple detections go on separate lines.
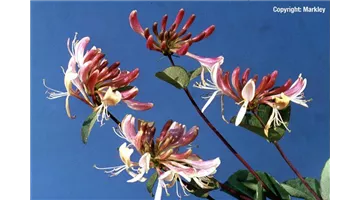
158, 120, 174, 142
152, 22, 159, 36
108, 61, 120, 72
176, 42, 190, 55
191, 32, 206, 43
268, 79, 292, 95
231, 67, 242, 96
264, 70, 278, 90
252, 74, 259, 83
129, 10, 145, 37
242, 68, 251, 86
203, 25, 215, 38
255, 75, 269, 96
223, 72, 240, 101
97, 60, 108, 72
146, 35, 155, 50
172, 8, 185, 31
144, 28, 150, 39
86, 70, 99, 95
180, 33, 192, 41
161, 14, 168, 31
182, 14, 196, 31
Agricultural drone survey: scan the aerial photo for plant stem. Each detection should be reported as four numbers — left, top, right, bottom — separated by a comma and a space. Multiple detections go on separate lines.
273, 142, 322, 200
167, 55, 279, 200
251, 111, 322, 200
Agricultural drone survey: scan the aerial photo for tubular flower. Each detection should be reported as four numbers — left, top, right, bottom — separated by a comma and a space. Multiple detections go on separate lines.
194, 63, 310, 135
95, 115, 221, 200
43, 33, 153, 124
129, 9, 216, 60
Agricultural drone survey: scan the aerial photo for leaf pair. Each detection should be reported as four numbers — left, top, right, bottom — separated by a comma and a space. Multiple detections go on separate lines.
155, 65, 203, 89
226, 159, 329, 200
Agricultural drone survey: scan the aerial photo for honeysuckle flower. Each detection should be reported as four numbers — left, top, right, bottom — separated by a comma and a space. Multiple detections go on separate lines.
194, 63, 310, 135
96, 115, 221, 200
94, 142, 149, 182
129, 9, 216, 61
44, 33, 153, 124
263, 74, 309, 136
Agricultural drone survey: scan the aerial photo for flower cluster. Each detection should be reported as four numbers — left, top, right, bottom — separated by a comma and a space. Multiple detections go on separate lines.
195, 61, 309, 136
95, 115, 220, 200
44, 33, 153, 125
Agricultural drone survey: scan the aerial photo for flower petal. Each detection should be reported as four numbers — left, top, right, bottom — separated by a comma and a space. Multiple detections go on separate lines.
121, 114, 137, 142
65, 95, 75, 119
123, 99, 153, 111
119, 142, 134, 167
241, 79, 255, 101
201, 91, 219, 113
154, 180, 163, 200
74, 36, 90, 66
129, 10, 145, 37
235, 101, 248, 126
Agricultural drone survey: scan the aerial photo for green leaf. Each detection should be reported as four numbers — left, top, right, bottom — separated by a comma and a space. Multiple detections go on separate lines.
282, 177, 321, 200
81, 110, 98, 144
230, 104, 291, 142
225, 170, 290, 200
255, 182, 265, 200
146, 172, 158, 196
188, 66, 204, 81
320, 159, 330, 200
187, 178, 219, 198
155, 66, 190, 89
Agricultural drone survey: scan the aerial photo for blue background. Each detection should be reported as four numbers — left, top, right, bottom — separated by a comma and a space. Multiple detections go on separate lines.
31, 1, 329, 199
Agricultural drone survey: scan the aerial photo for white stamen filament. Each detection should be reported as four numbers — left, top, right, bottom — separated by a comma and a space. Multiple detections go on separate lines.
43, 79, 68, 99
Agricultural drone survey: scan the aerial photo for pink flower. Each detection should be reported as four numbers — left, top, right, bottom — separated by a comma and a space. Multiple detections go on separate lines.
95, 115, 220, 200
194, 62, 310, 135
44, 33, 153, 124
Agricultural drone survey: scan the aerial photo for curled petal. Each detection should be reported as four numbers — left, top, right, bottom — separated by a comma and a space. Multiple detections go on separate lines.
65, 95, 75, 119
123, 99, 153, 111
127, 153, 151, 183
129, 10, 145, 37
185, 52, 224, 69
119, 142, 134, 167
121, 87, 139, 100
102, 87, 122, 106
182, 157, 220, 171
121, 114, 137, 142
241, 79, 255, 101
75, 36, 90, 66
235, 101, 248, 126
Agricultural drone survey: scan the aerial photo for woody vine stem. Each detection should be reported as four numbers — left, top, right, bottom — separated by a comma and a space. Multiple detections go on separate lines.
167, 54, 280, 200
251, 111, 322, 200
